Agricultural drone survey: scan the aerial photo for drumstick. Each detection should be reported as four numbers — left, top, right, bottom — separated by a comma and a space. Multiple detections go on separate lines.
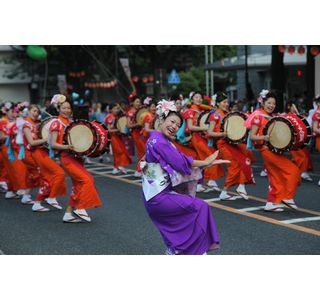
292, 103, 299, 115
225, 119, 229, 136
42, 110, 54, 118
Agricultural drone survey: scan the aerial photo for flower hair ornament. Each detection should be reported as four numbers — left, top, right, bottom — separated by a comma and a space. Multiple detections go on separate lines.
143, 97, 153, 106
51, 94, 66, 108
156, 99, 177, 119
258, 89, 269, 103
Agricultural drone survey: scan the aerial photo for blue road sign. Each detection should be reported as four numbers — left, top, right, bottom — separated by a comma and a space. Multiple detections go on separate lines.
168, 69, 181, 84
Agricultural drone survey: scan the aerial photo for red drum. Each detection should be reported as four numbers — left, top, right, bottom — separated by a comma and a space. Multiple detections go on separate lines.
263, 114, 312, 154
63, 119, 109, 158
220, 111, 248, 144
90, 121, 110, 157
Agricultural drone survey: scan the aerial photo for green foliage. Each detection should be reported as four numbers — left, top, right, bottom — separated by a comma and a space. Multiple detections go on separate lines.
176, 67, 205, 97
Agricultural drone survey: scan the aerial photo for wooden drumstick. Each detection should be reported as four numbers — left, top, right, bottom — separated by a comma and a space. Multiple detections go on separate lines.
225, 119, 229, 136
292, 103, 299, 115
42, 110, 54, 118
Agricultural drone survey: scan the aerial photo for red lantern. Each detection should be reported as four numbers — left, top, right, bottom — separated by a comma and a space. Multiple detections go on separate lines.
132, 76, 139, 83
80, 71, 85, 77
287, 46, 295, 55
310, 46, 319, 56
110, 81, 115, 87
278, 45, 286, 53
142, 77, 148, 84
148, 75, 154, 82
113, 80, 117, 86
106, 82, 111, 88
297, 46, 305, 55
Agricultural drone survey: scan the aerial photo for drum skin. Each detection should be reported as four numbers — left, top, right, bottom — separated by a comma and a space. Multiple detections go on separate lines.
220, 112, 248, 144
116, 116, 129, 135
135, 106, 149, 126
38, 116, 58, 140
63, 119, 109, 158
263, 114, 311, 154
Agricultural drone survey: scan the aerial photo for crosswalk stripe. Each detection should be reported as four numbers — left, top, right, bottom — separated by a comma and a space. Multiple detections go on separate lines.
238, 206, 265, 212
281, 216, 320, 224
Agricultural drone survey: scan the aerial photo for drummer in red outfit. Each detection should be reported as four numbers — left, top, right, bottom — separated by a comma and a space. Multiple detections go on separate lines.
207, 92, 255, 201
49, 95, 102, 223
285, 101, 313, 182
23, 104, 66, 212
140, 97, 157, 141
105, 103, 132, 174
311, 96, 320, 187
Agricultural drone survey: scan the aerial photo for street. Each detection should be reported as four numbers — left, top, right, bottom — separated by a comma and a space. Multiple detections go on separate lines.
0, 151, 319, 255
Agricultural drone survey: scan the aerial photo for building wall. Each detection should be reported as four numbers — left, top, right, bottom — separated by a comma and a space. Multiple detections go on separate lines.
0, 46, 31, 102
0, 84, 30, 102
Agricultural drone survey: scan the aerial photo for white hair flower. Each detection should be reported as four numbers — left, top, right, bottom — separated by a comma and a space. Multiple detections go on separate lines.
156, 99, 177, 118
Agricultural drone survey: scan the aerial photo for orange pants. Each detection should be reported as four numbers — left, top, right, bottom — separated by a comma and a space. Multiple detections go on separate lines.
31, 148, 66, 200
0, 145, 28, 191
218, 141, 253, 188
191, 133, 224, 181
60, 152, 101, 210
260, 147, 300, 203
22, 150, 41, 189
315, 136, 320, 152
0, 151, 8, 182
172, 141, 199, 159
131, 129, 146, 160
291, 147, 313, 174
110, 134, 132, 168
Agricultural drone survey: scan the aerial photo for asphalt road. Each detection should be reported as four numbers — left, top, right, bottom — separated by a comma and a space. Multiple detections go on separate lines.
0, 150, 319, 255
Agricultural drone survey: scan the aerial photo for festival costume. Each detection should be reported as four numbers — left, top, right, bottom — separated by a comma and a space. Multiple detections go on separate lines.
23, 117, 66, 201
49, 116, 101, 210
249, 109, 300, 203
126, 107, 146, 159
209, 109, 255, 188
183, 104, 224, 181
312, 109, 320, 152
105, 114, 131, 168
142, 131, 219, 255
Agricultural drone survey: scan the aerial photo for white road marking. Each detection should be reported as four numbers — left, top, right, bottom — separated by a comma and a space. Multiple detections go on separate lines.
203, 198, 221, 202
238, 206, 266, 212
281, 216, 320, 224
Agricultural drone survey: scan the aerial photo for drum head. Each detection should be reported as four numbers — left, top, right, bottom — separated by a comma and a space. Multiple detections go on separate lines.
135, 107, 149, 126
224, 115, 247, 142
38, 117, 57, 139
197, 111, 210, 129
117, 116, 128, 134
266, 119, 292, 151
68, 124, 94, 152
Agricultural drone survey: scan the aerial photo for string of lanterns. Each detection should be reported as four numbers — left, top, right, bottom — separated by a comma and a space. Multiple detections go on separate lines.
68, 71, 86, 78
131, 75, 154, 84
84, 80, 118, 89
278, 45, 319, 56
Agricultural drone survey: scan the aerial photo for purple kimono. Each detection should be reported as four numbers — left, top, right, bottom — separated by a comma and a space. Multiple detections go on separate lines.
143, 131, 220, 255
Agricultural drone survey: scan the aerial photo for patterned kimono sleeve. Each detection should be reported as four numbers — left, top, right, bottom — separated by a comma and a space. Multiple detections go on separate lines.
154, 138, 193, 175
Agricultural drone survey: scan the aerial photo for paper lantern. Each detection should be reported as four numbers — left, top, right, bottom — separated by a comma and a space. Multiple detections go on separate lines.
148, 75, 154, 82
297, 46, 305, 55
132, 76, 139, 83
310, 46, 319, 56
142, 77, 148, 84
278, 45, 286, 53
287, 46, 295, 55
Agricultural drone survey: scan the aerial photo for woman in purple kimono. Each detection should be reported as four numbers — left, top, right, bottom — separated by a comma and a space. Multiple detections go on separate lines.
141, 100, 229, 255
